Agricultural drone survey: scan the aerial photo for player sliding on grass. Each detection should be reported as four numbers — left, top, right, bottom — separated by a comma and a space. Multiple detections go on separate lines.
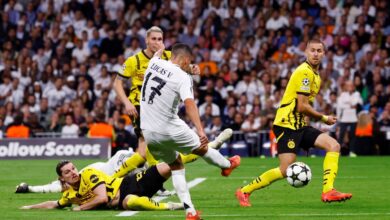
15, 129, 232, 194
235, 39, 352, 207
20, 160, 184, 211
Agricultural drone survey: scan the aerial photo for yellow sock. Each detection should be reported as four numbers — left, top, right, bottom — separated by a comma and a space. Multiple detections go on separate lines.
323, 152, 339, 193
241, 168, 283, 194
180, 153, 199, 164
145, 148, 159, 166
112, 152, 145, 178
126, 195, 168, 210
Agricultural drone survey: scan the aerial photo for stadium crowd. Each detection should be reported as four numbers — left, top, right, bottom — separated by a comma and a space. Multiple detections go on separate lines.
0, 0, 389, 155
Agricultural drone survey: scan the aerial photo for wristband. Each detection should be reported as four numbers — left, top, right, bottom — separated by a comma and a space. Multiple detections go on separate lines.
321, 115, 328, 123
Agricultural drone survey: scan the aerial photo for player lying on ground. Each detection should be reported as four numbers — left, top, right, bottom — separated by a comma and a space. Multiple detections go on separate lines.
20, 160, 184, 211
16, 129, 232, 194
235, 39, 352, 207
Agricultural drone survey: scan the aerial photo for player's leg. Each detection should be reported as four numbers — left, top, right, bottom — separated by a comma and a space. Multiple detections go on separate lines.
236, 153, 291, 207
123, 194, 183, 211
16, 180, 63, 193
314, 133, 352, 202
190, 129, 239, 176
112, 113, 150, 178
180, 128, 233, 164
143, 130, 199, 218
169, 156, 199, 217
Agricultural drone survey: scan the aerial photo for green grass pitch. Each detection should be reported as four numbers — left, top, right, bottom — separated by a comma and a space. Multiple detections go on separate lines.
1, 156, 390, 219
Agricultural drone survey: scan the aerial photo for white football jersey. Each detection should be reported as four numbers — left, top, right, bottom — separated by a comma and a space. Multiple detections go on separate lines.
84, 149, 134, 175
141, 57, 194, 134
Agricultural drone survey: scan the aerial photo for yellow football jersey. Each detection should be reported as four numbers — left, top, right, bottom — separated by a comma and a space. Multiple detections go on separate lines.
273, 61, 321, 130
57, 168, 123, 207
118, 50, 171, 105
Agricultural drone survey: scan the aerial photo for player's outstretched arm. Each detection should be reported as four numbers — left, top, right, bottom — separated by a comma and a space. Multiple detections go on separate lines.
113, 75, 138, 117
296, 94, 336, 125
184, 98, 208, 146
20, 200, 59, 209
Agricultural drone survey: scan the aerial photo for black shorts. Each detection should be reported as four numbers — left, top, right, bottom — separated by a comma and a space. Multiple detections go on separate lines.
118, 166, 166, 209
273, 125, 322, 154
133, 105, 142, 138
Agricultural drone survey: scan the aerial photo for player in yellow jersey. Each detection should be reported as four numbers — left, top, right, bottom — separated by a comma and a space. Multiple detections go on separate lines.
113, 26, 171, 170
20, 160, 183, 211
113, 26, 214, 182
235, 39, 352, 207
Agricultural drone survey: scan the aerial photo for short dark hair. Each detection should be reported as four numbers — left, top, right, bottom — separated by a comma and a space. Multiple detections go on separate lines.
56, 160, 71, 176
306, 39, 326, 51
171, 43, 192, 58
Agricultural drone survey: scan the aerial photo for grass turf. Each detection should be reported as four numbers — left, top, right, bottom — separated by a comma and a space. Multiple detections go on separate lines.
1, 156, 390, 219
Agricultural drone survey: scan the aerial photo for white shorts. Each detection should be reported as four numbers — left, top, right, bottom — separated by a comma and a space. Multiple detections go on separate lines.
143, 126, 200, 164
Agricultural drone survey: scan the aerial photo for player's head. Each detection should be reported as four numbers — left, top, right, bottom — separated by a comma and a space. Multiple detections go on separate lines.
56, 160, 80, 184
171, 43, 193, 72
145, 26, 164, 54
305, 39, 326, 67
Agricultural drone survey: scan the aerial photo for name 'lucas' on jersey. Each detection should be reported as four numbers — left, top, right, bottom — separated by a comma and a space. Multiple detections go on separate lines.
273, 61, 321, 130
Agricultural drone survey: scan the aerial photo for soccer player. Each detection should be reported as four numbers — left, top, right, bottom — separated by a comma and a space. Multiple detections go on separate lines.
141, 43, 241, 220
15, 150, 134, 193
20, 160, 184, 211
113, 26, 201, 178
235, 39, 352, 207
15, 129, 231, 194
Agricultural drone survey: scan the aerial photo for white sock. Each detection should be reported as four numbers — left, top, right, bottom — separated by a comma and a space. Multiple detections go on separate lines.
171, 169, 196, 215
28, 180, 62, 193
202, 148, 231, 168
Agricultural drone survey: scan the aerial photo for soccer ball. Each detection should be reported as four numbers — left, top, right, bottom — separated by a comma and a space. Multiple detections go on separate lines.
286, 162, 312, 188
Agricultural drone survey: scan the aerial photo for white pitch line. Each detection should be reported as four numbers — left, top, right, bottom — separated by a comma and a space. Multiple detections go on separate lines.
132, 212, 390, 218
116, 177, 206, 217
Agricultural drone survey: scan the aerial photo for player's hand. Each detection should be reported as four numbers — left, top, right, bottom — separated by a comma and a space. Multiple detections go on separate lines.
189, 64, 200, 75
323, 115, 337, 125
153, 42, 165, 58
198, 131, 209, 148
20, 205, 31, 209
124, 102, 138, 118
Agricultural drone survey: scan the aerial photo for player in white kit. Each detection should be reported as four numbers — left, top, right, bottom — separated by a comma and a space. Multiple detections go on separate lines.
15, 150, 134, 193
141, 43, 241, 220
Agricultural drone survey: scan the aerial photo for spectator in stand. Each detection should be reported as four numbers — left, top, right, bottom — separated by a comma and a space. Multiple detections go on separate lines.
26, 94, 40, 114
6, 113, 30, 138
28, 113, 46, 137
198, 50, 218, 75
265, 9, 289, 31
114, 118, 134, 154
37, 97, 53, 129
200, 104, 214, 128
9, 77, 23, 107
198, 93, 221, 117
0, 74, 12, 106
88, 113, 116, 152
47, 112, 61, 133
353, 111, 378, 155
241, 112, 261, 133
234, 71, 262, 104
61, 113, 79, 138
43, 77, 66, 110
205, 116, 224, 139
